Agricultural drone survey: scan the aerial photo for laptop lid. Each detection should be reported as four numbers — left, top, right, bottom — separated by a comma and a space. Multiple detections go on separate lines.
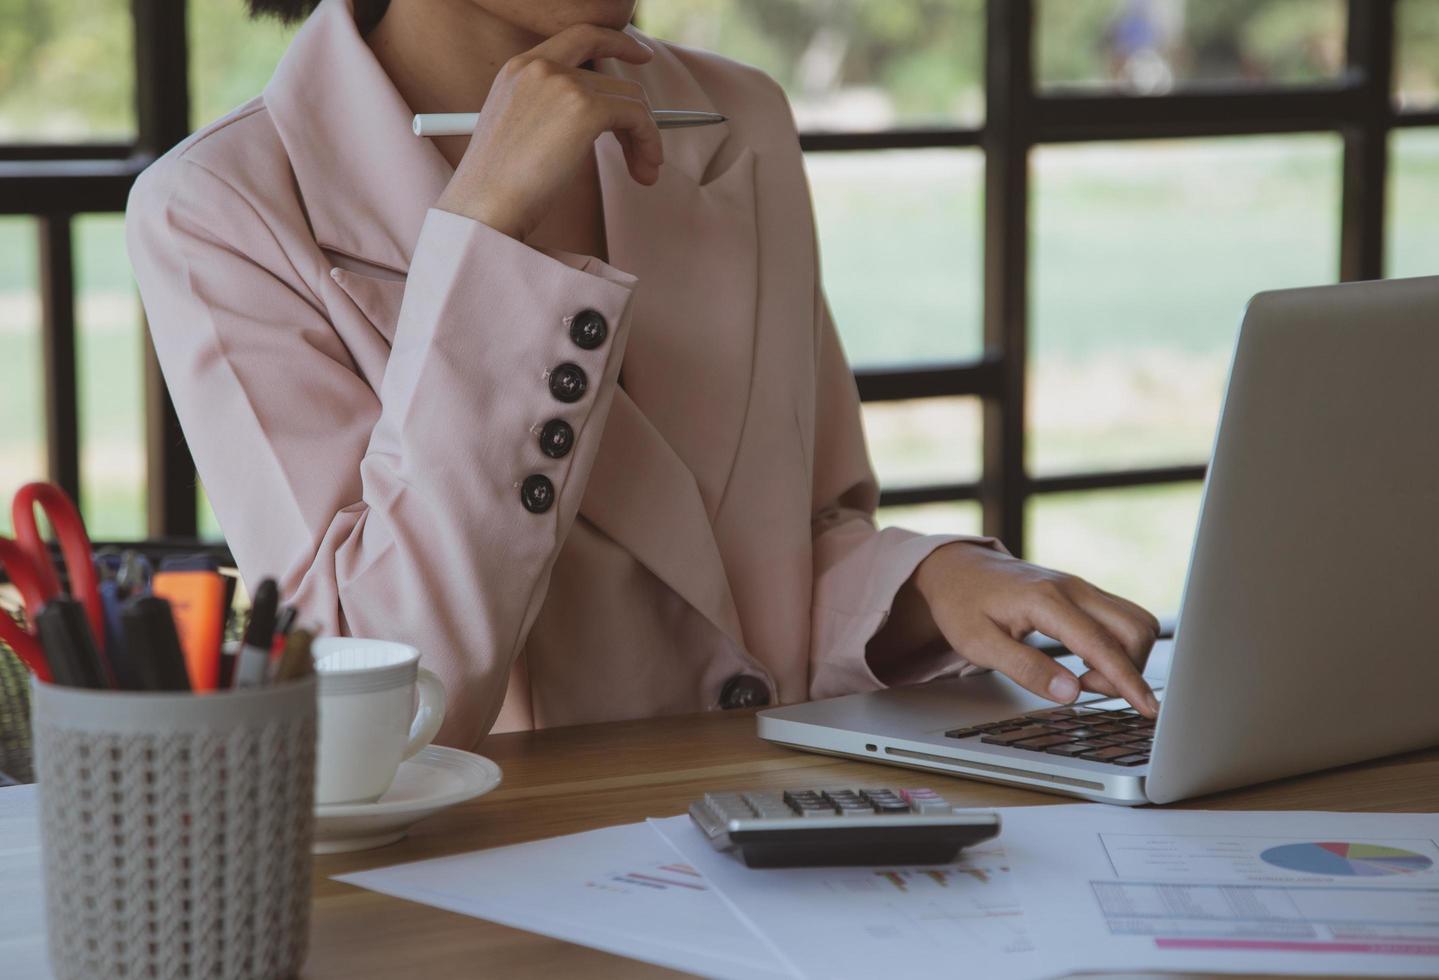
1146, 276, 1439, 804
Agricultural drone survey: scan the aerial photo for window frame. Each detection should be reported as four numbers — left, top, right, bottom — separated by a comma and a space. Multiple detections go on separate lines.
0, 0, 1411, 559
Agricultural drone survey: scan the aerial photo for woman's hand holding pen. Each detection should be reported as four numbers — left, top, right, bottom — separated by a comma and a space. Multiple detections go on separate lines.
912, 543, 1163, 718
436, 25, 662, 241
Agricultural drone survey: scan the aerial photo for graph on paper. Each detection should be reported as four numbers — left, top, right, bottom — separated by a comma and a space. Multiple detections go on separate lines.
809, 846, 1034, 956
1091, 833, 1439, 955
587, 862, 708, 894
1260, 842, 1434, 877
1100, 833, 1439, 886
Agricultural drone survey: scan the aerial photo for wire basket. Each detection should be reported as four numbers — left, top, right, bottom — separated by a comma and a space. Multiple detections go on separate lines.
32, 675, 317, 980
0, 628, 33, 783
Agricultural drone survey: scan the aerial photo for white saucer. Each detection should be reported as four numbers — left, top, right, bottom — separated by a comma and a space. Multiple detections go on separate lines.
313, 746, 502, 853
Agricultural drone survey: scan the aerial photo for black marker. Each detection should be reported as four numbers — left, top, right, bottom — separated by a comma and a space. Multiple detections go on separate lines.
121, 597, 192, 692
36, 599, 109, 689
234, 579, 278, 688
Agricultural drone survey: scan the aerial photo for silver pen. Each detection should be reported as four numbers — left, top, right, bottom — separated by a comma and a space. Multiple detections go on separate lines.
412, 109, 725, 138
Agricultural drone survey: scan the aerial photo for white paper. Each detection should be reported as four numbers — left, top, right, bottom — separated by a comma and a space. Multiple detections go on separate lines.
335, 821, 794, 979
1001, 804, 1439, 977
0, 784, 53, 979
648, 813, 1062, 980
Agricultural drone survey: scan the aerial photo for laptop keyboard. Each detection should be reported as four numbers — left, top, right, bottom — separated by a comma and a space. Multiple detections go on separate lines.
944, 704, 1154, 767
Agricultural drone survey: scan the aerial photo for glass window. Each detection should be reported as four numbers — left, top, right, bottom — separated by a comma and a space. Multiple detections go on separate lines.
1388, 129, 1439, 278
810, 149, 983, 366
1029, 135, 1341, 477
1027, 484, 1203, 616
0, 218, 44, 536
198, 484, 225, 543
862, 397, 979, 488
1396, 0, 1439, 111
1037, 0, 1346, 95
0, 0, 135, 141
639, 0, 984, 130
878, 500, 982, 537
189, 0, 298, 128
75, 214, 145, 539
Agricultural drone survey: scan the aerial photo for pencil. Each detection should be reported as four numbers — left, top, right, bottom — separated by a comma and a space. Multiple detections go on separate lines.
272, 628, 314, 684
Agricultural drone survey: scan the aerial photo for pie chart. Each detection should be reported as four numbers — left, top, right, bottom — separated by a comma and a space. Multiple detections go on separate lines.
1260, 842, 1433, 877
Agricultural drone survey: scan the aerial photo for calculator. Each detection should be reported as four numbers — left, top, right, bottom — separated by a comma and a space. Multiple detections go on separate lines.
688, 787, 1001, 868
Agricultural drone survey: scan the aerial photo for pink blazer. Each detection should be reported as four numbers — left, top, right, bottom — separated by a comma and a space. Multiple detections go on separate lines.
126, 0, 989, 749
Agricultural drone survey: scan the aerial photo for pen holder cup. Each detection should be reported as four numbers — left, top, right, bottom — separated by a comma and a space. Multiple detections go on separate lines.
31, 675, 318, 980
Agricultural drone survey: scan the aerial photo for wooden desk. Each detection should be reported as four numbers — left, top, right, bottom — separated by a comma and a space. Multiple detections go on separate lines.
307, 707, 1439, 979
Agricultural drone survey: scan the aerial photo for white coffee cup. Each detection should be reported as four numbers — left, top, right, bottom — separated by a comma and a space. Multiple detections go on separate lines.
311, 637, 446, 805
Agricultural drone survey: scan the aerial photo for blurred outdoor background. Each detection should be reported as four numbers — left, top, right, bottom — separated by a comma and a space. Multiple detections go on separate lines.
2, 0, 1438, 616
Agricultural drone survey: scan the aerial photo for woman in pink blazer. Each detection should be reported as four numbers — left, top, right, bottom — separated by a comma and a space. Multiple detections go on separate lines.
126, 0, 1160, 750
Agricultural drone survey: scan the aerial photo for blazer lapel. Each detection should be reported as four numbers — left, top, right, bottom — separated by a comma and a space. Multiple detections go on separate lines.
581, 392, 747, 649
264, 0, 450, 273
594, 41, 760, 520
575, 38, 760, 654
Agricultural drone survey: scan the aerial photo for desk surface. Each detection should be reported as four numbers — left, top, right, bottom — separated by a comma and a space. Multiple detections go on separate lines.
308, 704, 1439, 980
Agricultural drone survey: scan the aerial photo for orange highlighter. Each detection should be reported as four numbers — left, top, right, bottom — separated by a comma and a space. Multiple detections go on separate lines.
151, 566, 227, 692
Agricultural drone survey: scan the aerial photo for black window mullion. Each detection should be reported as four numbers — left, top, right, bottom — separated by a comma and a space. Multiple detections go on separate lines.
1339, 0, 1395, 282
800, 129, 982, 153
1034, 86, 1363, 143
133, 0, 198, 538
38, 214, 81, 504
980, 0, 1033, 554
854, 358, 1003, 402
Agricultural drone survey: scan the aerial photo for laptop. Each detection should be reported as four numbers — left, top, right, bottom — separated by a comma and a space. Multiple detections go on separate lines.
759, 275, 1439, 805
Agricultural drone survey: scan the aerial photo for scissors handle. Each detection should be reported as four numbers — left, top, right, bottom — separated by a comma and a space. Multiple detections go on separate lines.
0, 538, 54, 681
11, 482, 104, 654
0, 612, 50, 682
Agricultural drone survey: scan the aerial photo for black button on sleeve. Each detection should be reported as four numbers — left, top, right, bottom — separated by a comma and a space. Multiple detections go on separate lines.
548, 362, 588, 403
718, 674, 771, 710
520, 474, 555, 513
569, 309, 608, 350
539, 419, 574, 459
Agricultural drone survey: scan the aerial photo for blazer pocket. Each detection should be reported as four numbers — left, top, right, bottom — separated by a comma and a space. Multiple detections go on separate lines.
329, 266, 407, 347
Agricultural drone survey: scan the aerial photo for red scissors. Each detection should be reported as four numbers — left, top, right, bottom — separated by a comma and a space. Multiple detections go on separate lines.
0, 482, 105, 682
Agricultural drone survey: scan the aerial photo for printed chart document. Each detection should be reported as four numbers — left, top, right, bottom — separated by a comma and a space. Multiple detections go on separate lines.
335, 821, 794, 979
1001, 805, 1439, 977
0, 784, 53, 979
648, 813, 1061, 980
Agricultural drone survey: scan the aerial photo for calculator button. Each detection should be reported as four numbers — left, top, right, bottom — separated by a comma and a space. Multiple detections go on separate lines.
704, 792, 748, 812
742, 793, 793, 818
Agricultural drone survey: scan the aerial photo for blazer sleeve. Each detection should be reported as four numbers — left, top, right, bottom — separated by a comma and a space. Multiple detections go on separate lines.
126, 156, 636, 749
807, 290, 1003, 698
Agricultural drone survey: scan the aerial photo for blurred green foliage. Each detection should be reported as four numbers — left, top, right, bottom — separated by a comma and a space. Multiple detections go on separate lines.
7, 0, 1439, 138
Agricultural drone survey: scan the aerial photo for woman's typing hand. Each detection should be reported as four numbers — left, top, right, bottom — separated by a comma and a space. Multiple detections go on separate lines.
436, 25, 662, 241
913, 542, 1162, 718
